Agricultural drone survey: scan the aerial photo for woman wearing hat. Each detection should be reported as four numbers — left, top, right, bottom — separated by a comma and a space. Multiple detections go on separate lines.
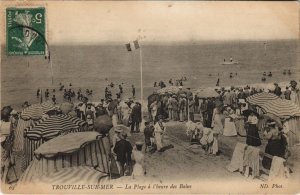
132, 142, 146, 179
262, 120, 286, 170
245, 109, 261, 146
290, 80, 300, 106
154, 115, 165, 152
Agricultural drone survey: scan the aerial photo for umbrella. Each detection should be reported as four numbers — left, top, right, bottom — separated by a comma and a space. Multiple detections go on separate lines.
260, 99, 300, 119
263, 113, 283, 129
110, 125, 131, 136
94, 115, 113, 134
246, 92, 279, 106
157, 86, 179, 94
24, 114, 87, 140
195, 88, 219, 98
21, 101, 56, 120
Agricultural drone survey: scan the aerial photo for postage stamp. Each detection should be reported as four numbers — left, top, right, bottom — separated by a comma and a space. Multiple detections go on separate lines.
6, 7, 45, 55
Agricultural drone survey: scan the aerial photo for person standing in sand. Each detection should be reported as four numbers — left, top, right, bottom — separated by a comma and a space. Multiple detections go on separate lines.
113, 131, 133, 176
132, 85, 136, 98
132, 142, 146, 179
154, 115, 165, 152
290, 80, 300, 106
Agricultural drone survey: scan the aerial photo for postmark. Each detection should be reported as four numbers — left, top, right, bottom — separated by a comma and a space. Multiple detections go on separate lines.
6, 7, 45, 55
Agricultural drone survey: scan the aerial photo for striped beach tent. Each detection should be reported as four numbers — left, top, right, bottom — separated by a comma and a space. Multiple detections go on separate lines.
16, 166, 108, 192
39, 166, 109, 184
20, 101, 56, 120
24, 114, 87, 140
18, 132, 111, 184
23, 114, 87, 169
260, 99, 300, 119
246, 92, 279, 106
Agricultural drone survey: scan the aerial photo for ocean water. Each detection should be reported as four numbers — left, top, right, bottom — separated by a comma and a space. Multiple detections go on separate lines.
1, 40, 300, 109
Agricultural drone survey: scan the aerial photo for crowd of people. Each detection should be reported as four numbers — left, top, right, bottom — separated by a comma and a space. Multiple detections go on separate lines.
1, 78, 300, 183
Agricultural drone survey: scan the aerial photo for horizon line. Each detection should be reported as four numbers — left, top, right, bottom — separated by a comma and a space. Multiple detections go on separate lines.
0, 38, 299, 47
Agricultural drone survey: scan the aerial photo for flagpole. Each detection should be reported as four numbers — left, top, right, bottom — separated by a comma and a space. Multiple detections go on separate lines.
50, 57, 54, 85
139, 46, 144, 121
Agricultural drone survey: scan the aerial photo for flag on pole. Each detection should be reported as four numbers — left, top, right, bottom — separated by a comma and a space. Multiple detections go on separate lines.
125, 40, 140, 51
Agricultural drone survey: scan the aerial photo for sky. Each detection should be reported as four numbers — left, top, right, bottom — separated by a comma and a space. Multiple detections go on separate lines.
1, 1, 299, 44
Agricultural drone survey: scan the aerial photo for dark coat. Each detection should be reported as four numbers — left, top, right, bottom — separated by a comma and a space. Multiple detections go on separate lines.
113, 139, 133, 164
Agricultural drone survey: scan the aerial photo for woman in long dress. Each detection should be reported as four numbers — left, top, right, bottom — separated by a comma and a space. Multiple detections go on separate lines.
132, 142, 146, 179
154, 115, 165, 152
262, 121, 286, 170
246, 111, 261, 146
223, 107, 237, 136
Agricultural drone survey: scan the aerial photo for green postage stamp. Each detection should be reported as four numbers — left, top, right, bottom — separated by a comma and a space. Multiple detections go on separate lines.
6, 7, 46, 55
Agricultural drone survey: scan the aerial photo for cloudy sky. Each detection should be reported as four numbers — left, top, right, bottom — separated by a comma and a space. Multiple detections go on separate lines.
2, 1, 299, 44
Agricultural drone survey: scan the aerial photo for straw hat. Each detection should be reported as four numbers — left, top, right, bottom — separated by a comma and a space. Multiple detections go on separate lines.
114, 126, 123, 133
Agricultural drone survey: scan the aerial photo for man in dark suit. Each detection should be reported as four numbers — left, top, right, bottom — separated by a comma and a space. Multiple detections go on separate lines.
113, 131, 133, 176
130, 102, 142, 133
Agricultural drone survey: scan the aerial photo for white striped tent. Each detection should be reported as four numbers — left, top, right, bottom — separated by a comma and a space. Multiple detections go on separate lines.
24, 114, 87, 140
260, 99, 300, 119
16, 166, 108, 191
23, 114, 88, 169
18, 132, 111, 184
246, 92, 279, 106
38, 166, 109, 184
20, 101, 56, 120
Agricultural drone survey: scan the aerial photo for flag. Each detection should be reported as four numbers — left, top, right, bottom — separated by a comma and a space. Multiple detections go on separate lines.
125, 43, 132, 51
133, 40, 140, 49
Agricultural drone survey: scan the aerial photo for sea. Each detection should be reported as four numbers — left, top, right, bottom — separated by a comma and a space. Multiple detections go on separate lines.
1, 39, 300, 110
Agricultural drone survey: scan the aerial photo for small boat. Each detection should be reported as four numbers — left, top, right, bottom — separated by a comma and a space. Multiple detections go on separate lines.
221, 60, 239, 65
288, 70, 292, 75
283, 70, 286, 75
261, 77, 266, 82
263, 72, 267, 76
268, 72, 272, 77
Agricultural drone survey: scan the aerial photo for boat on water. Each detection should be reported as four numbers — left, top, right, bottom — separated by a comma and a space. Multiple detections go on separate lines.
221, 60, 239, 65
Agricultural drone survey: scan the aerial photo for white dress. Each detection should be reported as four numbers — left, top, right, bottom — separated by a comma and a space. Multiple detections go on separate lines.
132, 150, 145, 178
154, 122, 164, 150
223, 114, 237, 136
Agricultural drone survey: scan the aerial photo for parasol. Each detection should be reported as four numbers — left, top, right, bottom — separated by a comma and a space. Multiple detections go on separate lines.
24, 114, 87, 140
246, 92, 279, 106
21, 101, 56, 120
260, 98, 300, 119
